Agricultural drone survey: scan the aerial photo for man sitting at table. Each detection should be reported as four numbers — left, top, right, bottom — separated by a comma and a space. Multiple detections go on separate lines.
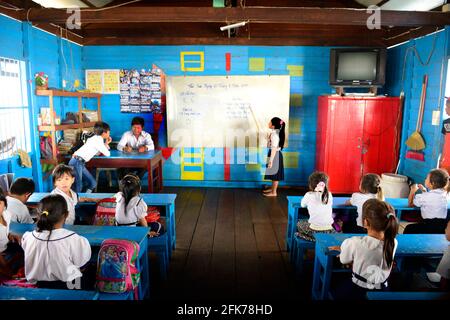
117, 116, 154, 179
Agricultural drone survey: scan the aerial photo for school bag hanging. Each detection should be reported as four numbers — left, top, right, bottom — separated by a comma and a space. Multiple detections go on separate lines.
96, 239, 140, 298
93, 198, 117, 226
145, 206, 161, 223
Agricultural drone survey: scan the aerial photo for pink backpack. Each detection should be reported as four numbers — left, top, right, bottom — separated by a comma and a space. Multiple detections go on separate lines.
95, 239, 140, 298
93, 198, 116, 226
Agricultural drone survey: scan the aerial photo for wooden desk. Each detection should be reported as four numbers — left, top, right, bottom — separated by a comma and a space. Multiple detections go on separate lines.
312, 233, 448, 300
9, 223, 150, 300
86, 150, 163, 193
27, 192, 177, 257
286, 196, 450, 251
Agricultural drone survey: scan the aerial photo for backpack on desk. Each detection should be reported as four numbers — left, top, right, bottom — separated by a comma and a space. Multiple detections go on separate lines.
93, 198, 117, 226
95, 239, 140, 297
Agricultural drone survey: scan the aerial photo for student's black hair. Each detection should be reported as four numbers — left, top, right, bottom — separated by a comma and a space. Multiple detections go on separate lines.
361, 173, 384, 200
52, 164, 75, 184
428, 168, 449, 189
270, 117, 286, 150
362, 199, 398, 268
131, 116, 145, 128
10, 177, 35, 196
93, 121, 111, 135
36, 195, 69, 246
0, 188, 7, 208
308, 171, 329, 204
119, 173, 141, 211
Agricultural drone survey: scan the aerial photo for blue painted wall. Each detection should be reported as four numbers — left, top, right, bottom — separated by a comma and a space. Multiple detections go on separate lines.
83, 45, 333, 186
0, 15, 83, 191
386, 28, 450, 184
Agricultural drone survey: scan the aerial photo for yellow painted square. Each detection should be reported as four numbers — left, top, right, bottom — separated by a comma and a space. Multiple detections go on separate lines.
290, 94, 302, 107
249, 58, 265, 72
180, 52, 204, 72
289, 118, 301, 134
246, 164, 262, 172
287, 65, 304, 77
283, 152, 299, 169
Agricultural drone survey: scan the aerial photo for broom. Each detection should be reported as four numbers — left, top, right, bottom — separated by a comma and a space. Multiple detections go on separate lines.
405, 75, 427, 161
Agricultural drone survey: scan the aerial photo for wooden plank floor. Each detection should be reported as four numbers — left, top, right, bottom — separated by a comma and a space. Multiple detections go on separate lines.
149, 186, 312, 302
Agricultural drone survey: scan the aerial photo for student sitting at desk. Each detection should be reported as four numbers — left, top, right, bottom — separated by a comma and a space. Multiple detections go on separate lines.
69, 121, 112, 193
329, 199, 399, 300
343, 173, 384, 234
6, 178, 35, 224
51, 165, 101, 225
21, 194, 93, 289
405, 168, 449, 234
115, 174, 163, 237
117, 116, 154, 179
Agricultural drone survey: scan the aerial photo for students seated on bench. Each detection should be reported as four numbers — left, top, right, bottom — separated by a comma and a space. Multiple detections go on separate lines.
6, 178, 35, 224
21, 195, 94, 289
405, 169, 449, 234
329, 199, 399, 300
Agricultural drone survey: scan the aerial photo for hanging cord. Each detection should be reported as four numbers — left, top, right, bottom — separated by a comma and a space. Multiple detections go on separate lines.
80, 0, 142, 12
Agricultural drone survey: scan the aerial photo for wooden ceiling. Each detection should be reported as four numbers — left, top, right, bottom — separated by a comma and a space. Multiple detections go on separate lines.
1, 0, 449, 47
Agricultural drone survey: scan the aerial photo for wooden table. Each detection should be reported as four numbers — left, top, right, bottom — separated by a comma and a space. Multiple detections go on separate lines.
312, 233, 448, 300
286, 196, 450, 251
10, 223, 150, 300
87, 150, 163, 193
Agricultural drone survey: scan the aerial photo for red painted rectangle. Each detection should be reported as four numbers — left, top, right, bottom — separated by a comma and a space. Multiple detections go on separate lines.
224, 147, 230, 181
225, 53, 231, 71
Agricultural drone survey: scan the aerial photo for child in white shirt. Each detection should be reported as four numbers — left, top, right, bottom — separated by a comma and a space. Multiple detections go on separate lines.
329, 199, 399, 300
21, 194, 92, 289
115, 174, 162, 237
405, 168, 449, 234
343, 173, 384, 234
6, 177, 35, 224
297, 171, 335, 241
68, 121, 111, 193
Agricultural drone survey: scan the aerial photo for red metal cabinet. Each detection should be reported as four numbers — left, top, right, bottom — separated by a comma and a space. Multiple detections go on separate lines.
316, 96, 402, 193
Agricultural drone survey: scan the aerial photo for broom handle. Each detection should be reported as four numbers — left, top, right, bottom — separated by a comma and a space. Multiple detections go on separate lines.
418, 75, 428, 132
416, 79, 425, 131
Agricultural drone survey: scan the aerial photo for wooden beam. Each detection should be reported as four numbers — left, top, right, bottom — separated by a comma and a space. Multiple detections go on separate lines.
82, 35, 385, 46
24, 7, 450, 27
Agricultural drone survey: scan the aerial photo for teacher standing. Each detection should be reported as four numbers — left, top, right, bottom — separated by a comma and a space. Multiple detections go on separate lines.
117, 116, 154, 179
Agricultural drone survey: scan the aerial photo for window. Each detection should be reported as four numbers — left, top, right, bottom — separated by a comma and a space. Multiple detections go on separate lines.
0, 57, 31, 160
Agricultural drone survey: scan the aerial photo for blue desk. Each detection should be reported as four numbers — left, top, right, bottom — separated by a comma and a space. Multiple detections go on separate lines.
9, 223, 150, 300
28, 192, 177, 256
312, 233, 448, 300
87, 150, 163, 193
0, 286, 99, 300
286, 196, 450, 251
367, 291, 450, 300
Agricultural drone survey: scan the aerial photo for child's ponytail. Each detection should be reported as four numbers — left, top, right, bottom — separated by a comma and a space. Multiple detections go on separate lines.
383, 211, 398, 268
119, 174, 141, 208
309, 171, 330, 205
270, 117, 285, 150
36, 195, 69, 248
361, 173, 384, 200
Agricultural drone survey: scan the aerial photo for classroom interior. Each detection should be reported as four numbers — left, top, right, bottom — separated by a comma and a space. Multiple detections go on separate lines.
0, 0, 450, 303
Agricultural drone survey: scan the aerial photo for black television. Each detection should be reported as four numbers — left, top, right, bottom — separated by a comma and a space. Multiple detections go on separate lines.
329, 48, 386, 87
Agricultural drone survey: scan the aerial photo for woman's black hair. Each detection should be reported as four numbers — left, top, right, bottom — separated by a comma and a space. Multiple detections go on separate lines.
308, 171, 329, 204
270, 117, 285, 150
362, 199, 399, 268
36, 195, 69, 250
119, 174, 141, 210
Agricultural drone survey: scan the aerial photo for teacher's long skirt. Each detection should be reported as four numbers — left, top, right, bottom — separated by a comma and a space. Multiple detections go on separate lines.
264, 150, 284, 181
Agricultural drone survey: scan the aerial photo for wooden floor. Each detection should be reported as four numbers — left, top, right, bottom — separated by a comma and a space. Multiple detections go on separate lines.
149, 186, 311, 302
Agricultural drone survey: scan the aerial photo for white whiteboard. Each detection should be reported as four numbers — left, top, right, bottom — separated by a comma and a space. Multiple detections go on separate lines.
166, 75, 290, 148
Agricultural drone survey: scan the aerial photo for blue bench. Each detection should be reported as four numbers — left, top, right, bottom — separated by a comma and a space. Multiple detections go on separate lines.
290, 235, 315, 275
286, 195, 450, 252
367, 291, 450, 300
0, 286, 135, 300
312, 233, 448, 300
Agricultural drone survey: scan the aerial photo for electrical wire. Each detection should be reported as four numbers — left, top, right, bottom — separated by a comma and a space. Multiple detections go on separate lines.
0, 3, 22, 11
80, 0, 142, 12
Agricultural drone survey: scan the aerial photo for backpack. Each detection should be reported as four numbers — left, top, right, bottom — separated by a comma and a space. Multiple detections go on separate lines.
69, 130, 95, 155
93, 198, 117, 226
40, 136, 58, 159
95, 239, 140, 297
145, 206, 161, 223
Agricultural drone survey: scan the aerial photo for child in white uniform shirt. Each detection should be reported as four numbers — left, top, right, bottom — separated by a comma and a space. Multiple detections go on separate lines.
329, 199, 399, 300
6, 177, 35, 224
21, 194, 92, 289
115, 174, 162, 237
51, 164, 100, 225
0, 189, 24, 278
343, 173, 384, 234
297, 171, 335, 241
405, 168, 449, 234
68, 121, 111, 193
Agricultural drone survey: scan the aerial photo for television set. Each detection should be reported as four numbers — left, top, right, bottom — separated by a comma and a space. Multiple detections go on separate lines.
329, 48, 387, 87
